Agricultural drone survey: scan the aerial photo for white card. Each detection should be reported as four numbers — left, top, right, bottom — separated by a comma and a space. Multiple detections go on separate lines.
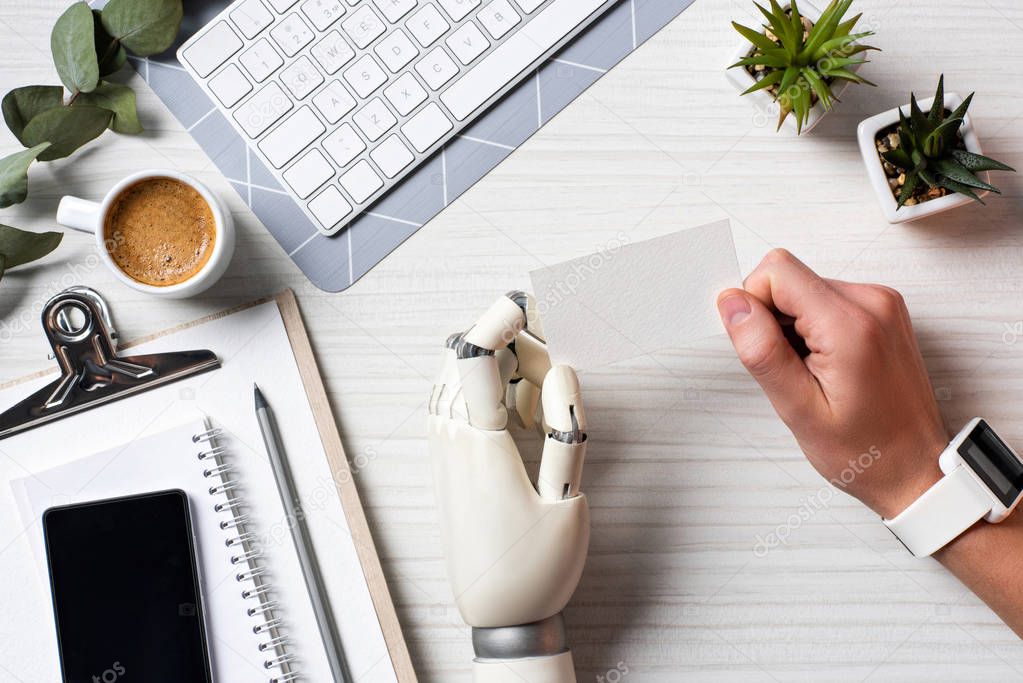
529, 220, 741, 369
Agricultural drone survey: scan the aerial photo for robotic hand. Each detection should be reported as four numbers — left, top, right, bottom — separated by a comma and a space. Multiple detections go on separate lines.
428, 291, 590, 683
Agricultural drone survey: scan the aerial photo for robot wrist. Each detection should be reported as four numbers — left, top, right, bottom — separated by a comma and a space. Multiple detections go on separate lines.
472, 613, 568, 661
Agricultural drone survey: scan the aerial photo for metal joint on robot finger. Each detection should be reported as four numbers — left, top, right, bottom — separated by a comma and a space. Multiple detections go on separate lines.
462, 293, 529, 353
450, 332, 496, 360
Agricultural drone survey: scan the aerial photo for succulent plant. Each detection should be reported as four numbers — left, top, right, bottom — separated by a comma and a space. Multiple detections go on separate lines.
882, 75, 1015, 206
730, 0, 878, 133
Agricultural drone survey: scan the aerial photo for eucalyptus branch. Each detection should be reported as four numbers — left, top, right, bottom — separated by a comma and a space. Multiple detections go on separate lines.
0, 0, 182, 282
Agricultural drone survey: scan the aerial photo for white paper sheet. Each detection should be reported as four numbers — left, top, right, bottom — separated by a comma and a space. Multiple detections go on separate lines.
529, 220, 742, 369
0, 300, 396, 683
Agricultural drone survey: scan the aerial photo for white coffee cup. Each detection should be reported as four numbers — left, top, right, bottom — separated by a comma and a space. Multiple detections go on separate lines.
57, 169, 235, 298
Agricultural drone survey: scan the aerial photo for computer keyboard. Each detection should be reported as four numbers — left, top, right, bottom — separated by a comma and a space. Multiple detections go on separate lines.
178, 0, 615, 236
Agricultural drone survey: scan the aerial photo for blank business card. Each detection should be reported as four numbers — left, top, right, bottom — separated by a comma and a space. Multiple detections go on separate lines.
529, 220, 741, 370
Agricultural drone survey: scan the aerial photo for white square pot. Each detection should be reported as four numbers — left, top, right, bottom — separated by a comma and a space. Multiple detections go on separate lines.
856, 93, 987, 224
725, 0, 864, 134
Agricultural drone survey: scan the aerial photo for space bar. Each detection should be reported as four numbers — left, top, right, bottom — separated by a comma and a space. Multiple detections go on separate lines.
441, 0, 607, 121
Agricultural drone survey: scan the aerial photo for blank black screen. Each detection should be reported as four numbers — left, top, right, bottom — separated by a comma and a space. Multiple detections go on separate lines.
959, 420, 1023, 508
43, 491, 212, 683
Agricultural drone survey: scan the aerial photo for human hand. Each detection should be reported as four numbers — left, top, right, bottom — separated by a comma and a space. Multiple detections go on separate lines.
717, 249, 949, 519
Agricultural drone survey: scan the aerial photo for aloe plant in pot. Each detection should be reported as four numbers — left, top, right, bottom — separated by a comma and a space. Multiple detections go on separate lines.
856, 75, 1015, 223
727, 0, 879, 134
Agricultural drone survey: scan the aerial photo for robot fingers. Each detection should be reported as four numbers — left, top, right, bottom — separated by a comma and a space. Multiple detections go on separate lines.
536, 365, 587, 500
449, 292, 528, 431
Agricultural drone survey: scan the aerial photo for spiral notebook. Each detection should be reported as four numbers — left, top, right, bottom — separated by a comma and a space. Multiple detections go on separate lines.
0, 292, 414, 682
12, 416, 323, 681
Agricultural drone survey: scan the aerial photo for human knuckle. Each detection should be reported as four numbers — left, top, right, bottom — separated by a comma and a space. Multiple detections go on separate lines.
739, 334, 782, 376
869, 283, 903, 311
763, 247, 795, 266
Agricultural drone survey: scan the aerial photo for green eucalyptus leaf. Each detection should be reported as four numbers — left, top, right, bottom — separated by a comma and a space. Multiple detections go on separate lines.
0, 224, 63, 274
100, 0, 183, 57
93, 9, 127, 76
1, 85, 64, 144
21, 105, 112, 161
0, 143, 51, 208
0, 253, 5, 282
51, 2, 100, 94
74, 81, 142, 134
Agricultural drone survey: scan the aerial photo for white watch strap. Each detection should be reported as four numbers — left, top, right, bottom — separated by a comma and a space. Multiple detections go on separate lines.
884, 465, 992, 557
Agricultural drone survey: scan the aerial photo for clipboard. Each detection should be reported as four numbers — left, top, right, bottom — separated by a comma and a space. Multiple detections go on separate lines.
0, 289, 416, 682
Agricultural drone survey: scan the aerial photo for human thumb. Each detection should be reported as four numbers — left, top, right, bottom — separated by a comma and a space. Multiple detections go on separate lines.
717, 289, 822, 422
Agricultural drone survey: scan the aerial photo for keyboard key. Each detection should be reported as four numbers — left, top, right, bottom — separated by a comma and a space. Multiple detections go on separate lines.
283, 149, 335, 198
182, 22, 243, 77
372, 0, 417, 23
353, 98, 397, 141
308, 186, 353, 230
266, 0, 300, 11
477, 0, 520, 39
437, 0, 480, 22
370, 135, 414, 178
415, 47, 458, 90
313, 80, 357, 122
301, 0, 346, 30
446, 21, 489, 64
442, 0, 605, 120
342, 6, 386, 48
383, 72, 427, 115
280, 55, 324, 99
208, 64, 252, 107
239, 38, 284, 81
310, 30, 356, 73
514, 0, 545, 12
401, 101, 451, 152
233, 82, 293, 136
343, 55, 387, 97
271, 13, 315, 56
231, 0, 274, 38
258, 106, 326, 167
375, 29, 419, 73
322, 123, 366, 166
406, 4, 448, 47
340, 160, 384, 203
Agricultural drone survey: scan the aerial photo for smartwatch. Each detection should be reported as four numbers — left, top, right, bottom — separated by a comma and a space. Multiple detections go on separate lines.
884, 418, 1023, 557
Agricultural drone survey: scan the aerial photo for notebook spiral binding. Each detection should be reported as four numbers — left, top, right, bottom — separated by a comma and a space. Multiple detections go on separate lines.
194, 425, 301, 683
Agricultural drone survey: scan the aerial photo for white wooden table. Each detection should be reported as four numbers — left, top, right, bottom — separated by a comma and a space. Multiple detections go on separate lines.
3, 0, 1023, 680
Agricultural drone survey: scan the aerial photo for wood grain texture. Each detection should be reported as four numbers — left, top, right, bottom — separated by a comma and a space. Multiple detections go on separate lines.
2, 0, 1023, 680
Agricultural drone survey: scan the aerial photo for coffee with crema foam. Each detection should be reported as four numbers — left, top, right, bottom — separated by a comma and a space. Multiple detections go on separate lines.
103, 177, 216, 287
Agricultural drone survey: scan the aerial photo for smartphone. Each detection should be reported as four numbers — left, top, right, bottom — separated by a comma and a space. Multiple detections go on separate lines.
43, 490, 214, 683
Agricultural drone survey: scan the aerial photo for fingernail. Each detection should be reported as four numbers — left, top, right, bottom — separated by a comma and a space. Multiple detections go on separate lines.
718, 294, 751, 326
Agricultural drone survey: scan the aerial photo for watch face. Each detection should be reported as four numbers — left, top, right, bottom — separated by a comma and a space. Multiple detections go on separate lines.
958, 420, 1023, 508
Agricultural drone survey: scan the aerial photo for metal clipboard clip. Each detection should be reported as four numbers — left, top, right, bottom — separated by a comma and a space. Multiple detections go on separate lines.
0, 287, 220, 440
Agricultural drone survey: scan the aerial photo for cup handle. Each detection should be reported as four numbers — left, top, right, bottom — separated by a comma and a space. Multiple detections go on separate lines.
56, 196, 102, 234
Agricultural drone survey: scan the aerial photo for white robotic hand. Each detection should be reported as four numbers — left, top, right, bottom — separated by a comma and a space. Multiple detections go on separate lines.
428, 291, 590, 683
